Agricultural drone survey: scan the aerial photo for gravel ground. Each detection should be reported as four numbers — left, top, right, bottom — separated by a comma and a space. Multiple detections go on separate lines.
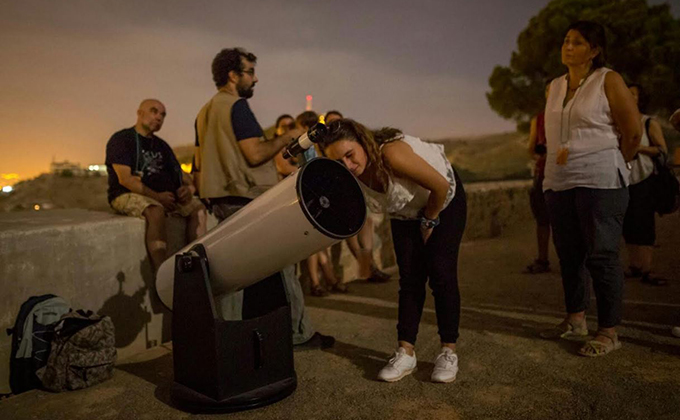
1, 215, 679, 420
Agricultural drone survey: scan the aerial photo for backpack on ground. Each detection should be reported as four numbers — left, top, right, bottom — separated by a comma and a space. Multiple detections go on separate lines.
7, 294, 71, 395
37, 310, 117, 392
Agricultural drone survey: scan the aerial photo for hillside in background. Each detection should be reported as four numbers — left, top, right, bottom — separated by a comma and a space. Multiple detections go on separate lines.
432, 132, 531, 183
3, 124, 679, 213
0, 173, 110, 213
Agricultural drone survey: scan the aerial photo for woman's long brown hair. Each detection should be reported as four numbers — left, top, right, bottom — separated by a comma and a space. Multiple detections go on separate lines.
318, 119, 403, 186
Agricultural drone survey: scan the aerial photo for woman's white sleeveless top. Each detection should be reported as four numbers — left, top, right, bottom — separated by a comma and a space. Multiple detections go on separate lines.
544, 67, 630, 191
361, 135, 456, 220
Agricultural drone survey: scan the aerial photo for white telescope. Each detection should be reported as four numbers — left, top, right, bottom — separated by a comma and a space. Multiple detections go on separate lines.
155, 157, 367, 310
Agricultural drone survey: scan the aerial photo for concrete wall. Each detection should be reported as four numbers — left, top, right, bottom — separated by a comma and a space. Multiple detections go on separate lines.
0, 180, 532, 393
0, 210, 207, 394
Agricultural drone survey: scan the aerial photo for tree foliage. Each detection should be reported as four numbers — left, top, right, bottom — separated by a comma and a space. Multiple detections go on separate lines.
487, 0, 680, 131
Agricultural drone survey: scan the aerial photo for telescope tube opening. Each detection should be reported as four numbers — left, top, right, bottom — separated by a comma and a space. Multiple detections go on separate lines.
296, 158, 366, 239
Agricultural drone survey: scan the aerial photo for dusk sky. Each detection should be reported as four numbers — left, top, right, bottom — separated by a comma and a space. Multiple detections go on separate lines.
1, 0, 677, 182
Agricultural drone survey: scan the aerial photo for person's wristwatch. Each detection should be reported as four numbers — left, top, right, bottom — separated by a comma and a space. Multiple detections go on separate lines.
419, 215, 440, 229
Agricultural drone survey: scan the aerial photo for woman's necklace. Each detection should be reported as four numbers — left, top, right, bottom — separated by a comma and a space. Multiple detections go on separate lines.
558, 66, 597, 165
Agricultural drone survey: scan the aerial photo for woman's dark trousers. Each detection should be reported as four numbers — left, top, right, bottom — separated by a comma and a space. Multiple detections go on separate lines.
391, 176, 467, 345
545, 187, 629, 328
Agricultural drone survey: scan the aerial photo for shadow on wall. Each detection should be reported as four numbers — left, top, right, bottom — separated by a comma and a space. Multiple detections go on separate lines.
97, 258, 172, 349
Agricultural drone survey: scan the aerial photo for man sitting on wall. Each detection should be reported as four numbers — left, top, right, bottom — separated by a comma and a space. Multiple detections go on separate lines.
105, 99, 207, 272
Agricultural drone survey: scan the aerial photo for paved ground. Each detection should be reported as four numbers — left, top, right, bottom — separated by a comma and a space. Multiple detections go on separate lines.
1, 214, 679, 420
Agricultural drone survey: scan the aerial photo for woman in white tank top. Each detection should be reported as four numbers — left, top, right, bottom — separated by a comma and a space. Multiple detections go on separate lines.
540, 21, 641, 357
622, 84, 669, 286
319, 119, 466, 384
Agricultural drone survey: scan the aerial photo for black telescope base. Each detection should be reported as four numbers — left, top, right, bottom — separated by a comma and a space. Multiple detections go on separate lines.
171, 376, 297, 414
171, 245, 297, 414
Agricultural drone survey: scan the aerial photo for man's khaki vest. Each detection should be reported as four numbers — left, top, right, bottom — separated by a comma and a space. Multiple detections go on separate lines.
194, 90, 278, 199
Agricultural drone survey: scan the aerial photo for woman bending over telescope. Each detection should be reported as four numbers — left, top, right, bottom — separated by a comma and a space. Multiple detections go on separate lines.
318, 119, 466, 383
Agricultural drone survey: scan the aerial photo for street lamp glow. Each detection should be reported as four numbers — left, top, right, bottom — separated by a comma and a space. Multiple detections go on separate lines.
2, 186, 12, 193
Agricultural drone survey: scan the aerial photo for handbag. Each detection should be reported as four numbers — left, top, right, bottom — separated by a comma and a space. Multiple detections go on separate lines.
650, 150, 680, 215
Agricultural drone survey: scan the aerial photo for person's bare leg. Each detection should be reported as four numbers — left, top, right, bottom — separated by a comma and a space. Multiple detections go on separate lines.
307, 253, 322, 288
397, 340, 415, 356
537, 224, 550, 262
358, 216, 374, 251
186, 206, 207, 242
441, 342, 457, 352
627, 244, 642, 270
318, 249, 339, 286
347, 235, 372, 278
638, 245, 653, 273
567, 311, 586, 324
143, 205, 167, 273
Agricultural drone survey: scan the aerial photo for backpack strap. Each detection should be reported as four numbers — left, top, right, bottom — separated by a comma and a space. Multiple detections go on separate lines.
644, 116, 651, 138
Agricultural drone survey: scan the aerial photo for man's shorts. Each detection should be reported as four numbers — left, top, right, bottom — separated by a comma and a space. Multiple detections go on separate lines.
111, 192, 204, 219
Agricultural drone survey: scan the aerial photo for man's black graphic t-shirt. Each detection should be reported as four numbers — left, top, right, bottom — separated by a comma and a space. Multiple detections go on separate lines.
105, 127, 182, 203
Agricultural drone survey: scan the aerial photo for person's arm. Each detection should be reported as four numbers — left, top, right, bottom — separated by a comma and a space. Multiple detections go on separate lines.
112, 164, 176, 210
231, 99, 304, 166
527, 116, 538, 160
382, 141, 450, 221
637, 119, 668, 158
382, 141, 450, 244
274, 151, 299, 178
604, 71, 641, 162
176, 172, 197, 204
238, 129, 304, 167
670, 109, 680, 132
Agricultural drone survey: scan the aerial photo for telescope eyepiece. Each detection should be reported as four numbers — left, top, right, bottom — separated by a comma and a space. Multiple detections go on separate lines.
282, 122, 328, 160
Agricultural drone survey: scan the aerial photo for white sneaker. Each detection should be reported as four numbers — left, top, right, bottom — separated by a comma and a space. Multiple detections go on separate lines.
672, 326, 680, 338
431, 348, 458, 383
377, 347, 417, 382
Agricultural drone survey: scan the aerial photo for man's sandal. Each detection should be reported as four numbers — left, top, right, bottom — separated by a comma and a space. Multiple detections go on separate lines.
310, 285, 329, 297
577, 331, 621, 357
539, 319, 589, 340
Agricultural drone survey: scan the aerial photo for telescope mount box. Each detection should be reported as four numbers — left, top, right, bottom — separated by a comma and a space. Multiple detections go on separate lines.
170, 244, 296, 413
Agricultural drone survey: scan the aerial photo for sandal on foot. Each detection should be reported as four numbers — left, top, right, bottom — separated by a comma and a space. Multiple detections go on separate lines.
578, 331, 621, 357
539, 319, 588, 340
524, 259, 551, 274
329, 282, 349, 293
369, 267, 391, 282
310, 285, 329, 297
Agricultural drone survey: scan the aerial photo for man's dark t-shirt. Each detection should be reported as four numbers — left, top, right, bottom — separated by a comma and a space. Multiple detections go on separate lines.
106, 127, 182, 203
193, 99, 263, 148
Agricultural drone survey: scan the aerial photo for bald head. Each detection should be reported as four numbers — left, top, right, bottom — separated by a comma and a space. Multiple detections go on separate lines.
136, 99, 166, 136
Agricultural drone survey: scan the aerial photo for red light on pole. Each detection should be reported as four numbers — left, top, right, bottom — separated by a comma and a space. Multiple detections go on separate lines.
306, 95, 313, 111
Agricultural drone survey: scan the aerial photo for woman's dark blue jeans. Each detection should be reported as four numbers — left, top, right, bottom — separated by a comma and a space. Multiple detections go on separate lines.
545, 187, 629, 328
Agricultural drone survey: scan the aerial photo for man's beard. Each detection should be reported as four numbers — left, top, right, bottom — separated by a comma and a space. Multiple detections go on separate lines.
237, 82, 255, 99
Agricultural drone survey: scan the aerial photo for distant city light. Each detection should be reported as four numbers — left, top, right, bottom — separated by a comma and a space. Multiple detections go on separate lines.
2, 186, 12, 193
34, 204, 40, 211
88, 165, 101, 171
